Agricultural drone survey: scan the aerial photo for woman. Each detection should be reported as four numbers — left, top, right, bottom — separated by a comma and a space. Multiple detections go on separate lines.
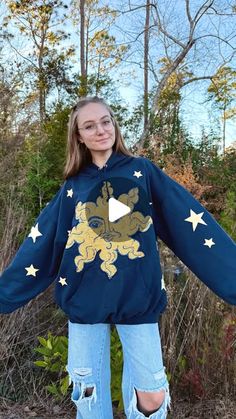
0, 96, 235, 419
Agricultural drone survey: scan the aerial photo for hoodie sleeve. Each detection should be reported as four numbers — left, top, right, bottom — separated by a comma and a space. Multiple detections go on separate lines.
145, 158, 236, 305
0, 180, 75, 313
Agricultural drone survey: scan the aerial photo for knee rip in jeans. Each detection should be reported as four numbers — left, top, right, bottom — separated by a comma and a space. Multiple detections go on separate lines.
66, 367, 97, 412
130, 368, 171, 418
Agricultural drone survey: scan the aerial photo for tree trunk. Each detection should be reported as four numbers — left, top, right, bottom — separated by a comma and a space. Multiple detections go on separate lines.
222, 102, 226, 155
38, 49, 46, 127
144, 0, 150, 129
133, 39, 195, 151
80, 0, 87, 96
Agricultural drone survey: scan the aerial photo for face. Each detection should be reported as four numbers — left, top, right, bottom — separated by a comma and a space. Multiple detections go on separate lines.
77, 102, 116, 153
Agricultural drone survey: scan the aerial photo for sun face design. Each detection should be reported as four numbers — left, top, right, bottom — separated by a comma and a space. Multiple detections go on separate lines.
65, 181, 152, 279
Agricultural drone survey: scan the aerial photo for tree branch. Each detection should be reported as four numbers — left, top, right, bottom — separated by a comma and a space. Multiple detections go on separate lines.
192, 0, 215, 27
182, 75, 214, 87
5, 36, 37, 69
185, 0, 193, 25
152, 4, 186, 49
195, 34, 235, 49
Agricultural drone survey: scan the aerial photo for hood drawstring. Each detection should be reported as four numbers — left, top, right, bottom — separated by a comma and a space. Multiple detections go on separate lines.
98, 164, 110, 199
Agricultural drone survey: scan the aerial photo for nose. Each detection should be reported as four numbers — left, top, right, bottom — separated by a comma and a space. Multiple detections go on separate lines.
96, 122, 106, 134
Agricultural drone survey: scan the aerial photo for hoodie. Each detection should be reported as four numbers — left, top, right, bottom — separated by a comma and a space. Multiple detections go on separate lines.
0, 151, 235, 324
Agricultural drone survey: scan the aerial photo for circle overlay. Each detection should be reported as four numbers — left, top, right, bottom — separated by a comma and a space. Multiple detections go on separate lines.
85, 176, 152, 243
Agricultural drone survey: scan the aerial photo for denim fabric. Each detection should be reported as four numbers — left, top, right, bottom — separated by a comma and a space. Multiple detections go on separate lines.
66, 322, 170, 419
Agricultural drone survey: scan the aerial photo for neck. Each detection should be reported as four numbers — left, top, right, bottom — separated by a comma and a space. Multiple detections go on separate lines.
91, 148, 113, 168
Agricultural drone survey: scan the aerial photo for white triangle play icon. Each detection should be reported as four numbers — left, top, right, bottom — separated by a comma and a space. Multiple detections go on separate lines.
108, 197, 131, 222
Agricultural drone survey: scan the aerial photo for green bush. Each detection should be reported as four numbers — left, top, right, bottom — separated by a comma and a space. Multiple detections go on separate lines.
34, 332, 69, 399
34, 326, 124, 410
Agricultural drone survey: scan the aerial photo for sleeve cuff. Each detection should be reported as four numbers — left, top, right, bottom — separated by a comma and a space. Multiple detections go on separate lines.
0, 302, 22, 314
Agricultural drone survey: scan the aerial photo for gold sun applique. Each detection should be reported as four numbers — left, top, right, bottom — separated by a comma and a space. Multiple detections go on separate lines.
65, 181, 152, 279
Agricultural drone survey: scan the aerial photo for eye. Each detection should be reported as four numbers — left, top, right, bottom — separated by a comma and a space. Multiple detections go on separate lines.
88, 216, 103, 229
85, 124, 94, 130
103, 119, 112, 126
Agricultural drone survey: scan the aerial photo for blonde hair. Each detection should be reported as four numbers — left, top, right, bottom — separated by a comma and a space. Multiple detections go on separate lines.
63, 96, 134, 179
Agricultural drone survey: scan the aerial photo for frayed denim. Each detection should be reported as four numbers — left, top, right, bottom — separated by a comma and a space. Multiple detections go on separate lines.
66, 322, 170, 419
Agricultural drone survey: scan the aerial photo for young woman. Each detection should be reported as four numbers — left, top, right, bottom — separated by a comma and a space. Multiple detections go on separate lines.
0, 96, 235, 419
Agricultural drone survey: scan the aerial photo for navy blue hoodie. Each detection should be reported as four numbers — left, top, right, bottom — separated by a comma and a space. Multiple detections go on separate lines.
0, 151, 235, 324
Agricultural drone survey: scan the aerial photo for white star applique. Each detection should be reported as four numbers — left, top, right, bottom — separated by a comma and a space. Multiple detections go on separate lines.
149, 202, 152, 205
25, 264, 39, 277
185, 209, 207, 232
67, 188, 73, 198
59, 277, 68, 286
204, 238, 215, 248
161, 275, 166, 290
133, 170, 143, 178
28, 223, 42, 243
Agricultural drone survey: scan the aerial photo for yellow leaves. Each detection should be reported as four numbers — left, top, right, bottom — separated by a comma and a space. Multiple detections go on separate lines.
90, 29, 110, 47
19, 25, 26, 33
65, 47, 76, 58
158, 57, 172, 73
159, 74, 181, 106
208, 66, 236, 133
47, 31, 57, 44
86, 0, 99, 7
157, 58, 193, 108
223, 108, 236, 120
208, 66, 236, 104
89, 29, 128, 71
5, 0, 65, 46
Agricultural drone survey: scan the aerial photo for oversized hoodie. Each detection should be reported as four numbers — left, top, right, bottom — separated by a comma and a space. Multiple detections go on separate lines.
0, 151, 235, 324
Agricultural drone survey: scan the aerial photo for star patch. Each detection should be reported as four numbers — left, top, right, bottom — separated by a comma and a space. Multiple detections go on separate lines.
185, 209, 207, 232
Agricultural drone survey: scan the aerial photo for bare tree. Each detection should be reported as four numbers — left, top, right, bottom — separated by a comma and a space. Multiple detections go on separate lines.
115, 0, 236, 150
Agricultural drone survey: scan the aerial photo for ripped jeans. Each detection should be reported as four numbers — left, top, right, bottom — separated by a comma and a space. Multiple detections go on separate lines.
66, 322, 170, 419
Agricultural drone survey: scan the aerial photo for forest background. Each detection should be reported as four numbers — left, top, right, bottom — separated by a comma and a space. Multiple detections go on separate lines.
0, 0, 236, 418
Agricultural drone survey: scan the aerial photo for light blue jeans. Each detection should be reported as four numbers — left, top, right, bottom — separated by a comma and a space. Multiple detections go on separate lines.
66, 322, 170, 419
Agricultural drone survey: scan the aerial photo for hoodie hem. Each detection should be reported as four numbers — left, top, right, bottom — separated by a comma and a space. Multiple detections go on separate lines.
0, 302, 22, 313
67, 311, 165, 325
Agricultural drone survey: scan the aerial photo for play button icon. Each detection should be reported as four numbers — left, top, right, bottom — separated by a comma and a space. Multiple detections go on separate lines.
108, 197, 131, 222
83, 176, 152, 243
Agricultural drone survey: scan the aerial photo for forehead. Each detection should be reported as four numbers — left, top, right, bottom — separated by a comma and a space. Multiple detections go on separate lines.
77, 102, 109, 123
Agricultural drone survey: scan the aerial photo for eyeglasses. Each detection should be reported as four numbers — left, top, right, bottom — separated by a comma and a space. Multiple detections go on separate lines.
78, 117, 114, 135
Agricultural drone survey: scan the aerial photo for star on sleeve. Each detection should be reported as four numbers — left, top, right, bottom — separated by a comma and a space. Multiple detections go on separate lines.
133, 170, 143, 178
25, 264, 39, 277
28, 223, 42, 243
184, 209, 207, 231
58, 277, 68, 286
204, 238, 215, 248
67, 188, 73, 198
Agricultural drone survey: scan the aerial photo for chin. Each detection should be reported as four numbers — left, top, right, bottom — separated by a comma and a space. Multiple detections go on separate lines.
95, 142, 114, 151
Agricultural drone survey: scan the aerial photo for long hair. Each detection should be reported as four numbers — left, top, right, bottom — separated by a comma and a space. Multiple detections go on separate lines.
63, 96, 134, 179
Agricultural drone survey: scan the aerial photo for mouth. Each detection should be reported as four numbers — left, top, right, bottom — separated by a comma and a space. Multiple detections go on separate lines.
96, 138, 110, 143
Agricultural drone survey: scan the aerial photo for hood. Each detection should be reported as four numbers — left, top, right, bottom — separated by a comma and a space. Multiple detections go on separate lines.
79, 150, 131, 177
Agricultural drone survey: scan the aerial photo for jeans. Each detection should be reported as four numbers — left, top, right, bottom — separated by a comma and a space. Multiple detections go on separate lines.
66, 322, 170, 419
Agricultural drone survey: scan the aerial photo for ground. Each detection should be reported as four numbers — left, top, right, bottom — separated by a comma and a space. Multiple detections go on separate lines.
0, 398, 236, 418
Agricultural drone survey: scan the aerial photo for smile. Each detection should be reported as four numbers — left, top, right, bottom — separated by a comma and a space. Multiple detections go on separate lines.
96, 139, 109, 143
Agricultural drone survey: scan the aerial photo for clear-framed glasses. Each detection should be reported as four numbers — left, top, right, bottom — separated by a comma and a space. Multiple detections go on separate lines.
78, 117, 114, 135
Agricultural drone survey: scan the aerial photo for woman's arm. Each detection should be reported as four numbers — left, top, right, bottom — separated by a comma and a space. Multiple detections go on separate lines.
0, 180, 75, 313
146, 158, 236, 305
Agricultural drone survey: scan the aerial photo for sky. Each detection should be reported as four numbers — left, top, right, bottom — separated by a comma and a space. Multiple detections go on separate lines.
118, 83, 235, 147
1, 0, 236, 148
